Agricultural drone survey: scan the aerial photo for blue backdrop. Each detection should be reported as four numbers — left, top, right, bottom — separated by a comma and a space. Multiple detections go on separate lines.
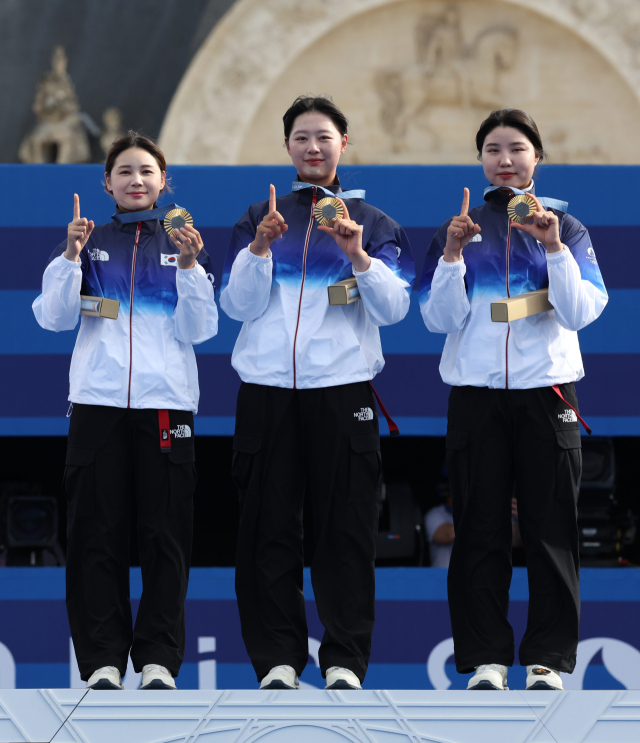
1, 164, 638, 436
0, 567, 638, 691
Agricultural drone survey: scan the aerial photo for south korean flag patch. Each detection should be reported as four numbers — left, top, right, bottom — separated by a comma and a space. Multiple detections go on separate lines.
161, 253, 180, 266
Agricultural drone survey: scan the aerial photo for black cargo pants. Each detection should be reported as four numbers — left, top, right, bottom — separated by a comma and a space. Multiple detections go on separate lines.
64, 403, 196, 680
446, 384, 582, 674
233, 382, 381, 684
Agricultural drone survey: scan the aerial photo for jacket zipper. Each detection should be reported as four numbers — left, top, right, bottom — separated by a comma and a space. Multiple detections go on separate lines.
292, 188, 317, 389
127, 222, 142, 408
505, 219, 511, 390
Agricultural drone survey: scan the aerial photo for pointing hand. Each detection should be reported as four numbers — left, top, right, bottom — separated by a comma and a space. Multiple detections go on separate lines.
250, 184, 288, 257
65, 194, 94, 262
443, 188, 481, 263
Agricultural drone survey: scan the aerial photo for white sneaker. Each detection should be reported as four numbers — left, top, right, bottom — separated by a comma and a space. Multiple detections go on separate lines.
526, 665, 563, 690
325, 666, 362, 690
467, 664, 509, 690
140, 664, 176, 690
260, 665, 300, 690
86, 666, 124, 690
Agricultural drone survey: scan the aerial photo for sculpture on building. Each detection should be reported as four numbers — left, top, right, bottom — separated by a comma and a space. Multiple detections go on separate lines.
100, 108, 124, 155
18, 46, 91, 164
375, 5, 518, 153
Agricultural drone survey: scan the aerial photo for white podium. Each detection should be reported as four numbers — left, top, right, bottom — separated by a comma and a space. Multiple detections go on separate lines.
0, 689, 639, 742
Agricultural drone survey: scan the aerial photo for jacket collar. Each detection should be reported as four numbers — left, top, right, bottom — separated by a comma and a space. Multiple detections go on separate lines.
484, 181, 535, 213
291, 175, 366, 201
483, 181, 568, 213
112, 203, 182, 234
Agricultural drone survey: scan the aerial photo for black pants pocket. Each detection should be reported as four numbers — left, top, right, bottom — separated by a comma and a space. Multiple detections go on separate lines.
555, 427, 582, 500
232, 433, 262, 509
445, 430, 468, 526
63, 447, 96, 509
347, 432, 381, 503
167, 447, 197, 515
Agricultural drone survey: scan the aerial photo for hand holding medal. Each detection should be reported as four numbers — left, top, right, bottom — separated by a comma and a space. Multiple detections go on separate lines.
250, 185, 288, 257
166, 208, 204, 269
509, 193, 563, 253
316, 198, 370, 273
443, 188, 481, 263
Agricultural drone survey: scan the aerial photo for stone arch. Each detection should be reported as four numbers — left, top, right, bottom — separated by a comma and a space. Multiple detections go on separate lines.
159, 0, 640, 164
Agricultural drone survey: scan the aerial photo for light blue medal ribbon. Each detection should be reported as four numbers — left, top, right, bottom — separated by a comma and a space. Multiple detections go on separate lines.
483, 184, 568, 213
292, 181, 366, 201
112, 203, 184, 224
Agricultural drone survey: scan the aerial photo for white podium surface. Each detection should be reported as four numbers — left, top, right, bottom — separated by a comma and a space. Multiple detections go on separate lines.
0, 689, 639, 743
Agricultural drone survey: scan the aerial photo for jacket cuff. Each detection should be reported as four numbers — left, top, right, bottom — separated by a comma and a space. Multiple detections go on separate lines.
437, 254, 466, 271
62, 255, 82, 268
352, 258, 374, 276
177, 265, 199, 276
546, 245, 569, 263
245, 246, 272, 263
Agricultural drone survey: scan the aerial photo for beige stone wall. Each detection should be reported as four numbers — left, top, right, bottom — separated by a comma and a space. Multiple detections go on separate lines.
160, 0, 640, 164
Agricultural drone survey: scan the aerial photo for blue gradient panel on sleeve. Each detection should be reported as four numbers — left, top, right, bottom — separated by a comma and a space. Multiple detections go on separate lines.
1, 164, 638, 435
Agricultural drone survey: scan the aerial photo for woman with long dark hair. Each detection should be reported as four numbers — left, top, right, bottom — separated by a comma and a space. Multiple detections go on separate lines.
220, 95, 415, 690
420, 109, 607, 691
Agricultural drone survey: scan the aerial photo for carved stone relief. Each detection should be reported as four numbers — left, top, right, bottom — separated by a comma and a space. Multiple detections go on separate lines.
159, 0, 640, 165
374, 6, 518, 155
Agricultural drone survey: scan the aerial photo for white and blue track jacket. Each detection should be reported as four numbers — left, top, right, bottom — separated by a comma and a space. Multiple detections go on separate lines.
420, 186, 608, 389
220, 182, 416, 389
33, 205, 218, 412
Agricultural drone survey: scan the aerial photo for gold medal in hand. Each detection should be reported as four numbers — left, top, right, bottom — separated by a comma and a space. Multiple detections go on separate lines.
507, 195, 537, 224
314, 197, 344, 226
164, 208, 194, 236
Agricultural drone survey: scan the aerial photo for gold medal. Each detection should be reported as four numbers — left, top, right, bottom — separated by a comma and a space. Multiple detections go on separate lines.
507, 195, 537, 224
314, 197, 344, 226
164, 208, 193, 236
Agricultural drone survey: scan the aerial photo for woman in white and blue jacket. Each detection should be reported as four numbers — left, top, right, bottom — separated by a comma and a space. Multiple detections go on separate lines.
420, 109, 607, 692
220, 96, 415, 691
33, 132, 218, 691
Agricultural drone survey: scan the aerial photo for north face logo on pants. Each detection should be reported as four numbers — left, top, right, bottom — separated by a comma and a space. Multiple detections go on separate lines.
170, 424, 192, 438
558, 410, 578, 424
354, 407, 374, 422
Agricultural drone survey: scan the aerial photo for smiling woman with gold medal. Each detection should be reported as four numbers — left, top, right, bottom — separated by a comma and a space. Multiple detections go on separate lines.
33, 131, 218, 692
220, 95, 415, 691
420, 109, 608, 692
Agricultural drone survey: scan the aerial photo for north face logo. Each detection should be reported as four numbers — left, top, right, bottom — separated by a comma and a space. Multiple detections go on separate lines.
170, 424, 192, 438
354, 407, 374, 422
558, 410, 578, 424
88, 248, 109, 261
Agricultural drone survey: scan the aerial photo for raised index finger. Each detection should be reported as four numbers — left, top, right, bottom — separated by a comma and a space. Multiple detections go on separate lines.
460, 188, 470, 217
74, 193, 80, 221
338, 198, 350, 222
269, 184, 276, 214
